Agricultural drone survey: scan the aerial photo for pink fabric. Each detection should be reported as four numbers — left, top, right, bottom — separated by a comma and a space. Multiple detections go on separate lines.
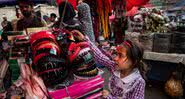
49, 75, 104, 99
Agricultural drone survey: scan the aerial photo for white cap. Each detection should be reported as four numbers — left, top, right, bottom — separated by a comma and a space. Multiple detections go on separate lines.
98, 36, 105, 41
2, 14, 6, 18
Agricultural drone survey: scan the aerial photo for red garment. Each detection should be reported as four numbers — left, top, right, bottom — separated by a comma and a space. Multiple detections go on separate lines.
127, 0, 149, 11
56, 0, 77, 9
128, 0, 149, 6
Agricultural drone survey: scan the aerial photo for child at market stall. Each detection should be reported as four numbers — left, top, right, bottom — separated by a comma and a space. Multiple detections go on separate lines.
71, 30, 147, 99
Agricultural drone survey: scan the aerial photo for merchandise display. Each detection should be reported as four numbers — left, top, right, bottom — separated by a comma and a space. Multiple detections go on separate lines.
0, 29, 102, 98
128, 8, 170, 33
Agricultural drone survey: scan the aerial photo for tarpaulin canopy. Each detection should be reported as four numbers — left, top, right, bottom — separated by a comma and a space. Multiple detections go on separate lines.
56, 0, 149, 11
126, 3, 153, 16
56, 0, 76, 9
126, 0, 149, 11
174, 0, 185, 7
0, 0, 48, 6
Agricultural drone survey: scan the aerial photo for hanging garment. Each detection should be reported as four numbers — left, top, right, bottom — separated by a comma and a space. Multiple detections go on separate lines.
97, 0, 111, 39
77, 2, 95, 42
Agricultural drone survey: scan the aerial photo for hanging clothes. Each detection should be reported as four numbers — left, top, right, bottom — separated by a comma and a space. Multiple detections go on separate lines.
97, 0, 111, 39
77, 2, 96, 42
83, 0, 99, 41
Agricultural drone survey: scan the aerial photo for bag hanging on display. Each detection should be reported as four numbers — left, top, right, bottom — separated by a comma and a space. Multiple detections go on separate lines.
165, 72, 183, 98
68, 41, 98, 79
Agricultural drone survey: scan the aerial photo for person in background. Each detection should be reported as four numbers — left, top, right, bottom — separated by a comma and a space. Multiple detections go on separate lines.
1, 15, 13, 32
50, 13, 57, 23
58, 0, 76, 23
72, 31, 147, 99
47, 13, 57, 28
112, 16, 128, 44
1, 15, 13, 41
16, 0, 46, 31
43, 14, 50, 24
76, 0, 95, 43
54, 0, 83, 32
53, 0, 77, 29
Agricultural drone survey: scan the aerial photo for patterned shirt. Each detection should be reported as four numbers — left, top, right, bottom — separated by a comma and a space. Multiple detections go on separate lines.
88, 38, 145, 99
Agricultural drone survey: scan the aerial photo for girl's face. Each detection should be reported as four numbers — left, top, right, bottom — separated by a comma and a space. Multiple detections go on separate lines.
113, 46, 133, 71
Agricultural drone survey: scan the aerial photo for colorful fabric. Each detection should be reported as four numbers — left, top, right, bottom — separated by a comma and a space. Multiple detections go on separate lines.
87, 37, 145, 99
97, 0, 111, 39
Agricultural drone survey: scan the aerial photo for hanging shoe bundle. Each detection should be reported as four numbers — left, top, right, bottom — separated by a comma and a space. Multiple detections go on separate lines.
30, 31, 70, 88
67, 31, 98, 79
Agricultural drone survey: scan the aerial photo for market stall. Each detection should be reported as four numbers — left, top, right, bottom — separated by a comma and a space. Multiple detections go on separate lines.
0, 28, 105, 98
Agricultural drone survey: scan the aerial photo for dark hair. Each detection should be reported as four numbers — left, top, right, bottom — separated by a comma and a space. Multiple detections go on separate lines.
58, 2, 76, 22
17, 0, 34, 6
122, 40, 148, 80
50, 13, 57, 18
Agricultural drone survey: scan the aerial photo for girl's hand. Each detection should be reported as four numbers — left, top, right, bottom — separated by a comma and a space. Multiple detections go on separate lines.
102, 90, 109, 98
71, 30, 85, 41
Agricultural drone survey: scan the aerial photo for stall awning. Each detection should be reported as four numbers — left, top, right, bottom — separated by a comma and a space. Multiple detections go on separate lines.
174, 0, 185, 7
126, 3, 153, 16
0, 0, 49, 6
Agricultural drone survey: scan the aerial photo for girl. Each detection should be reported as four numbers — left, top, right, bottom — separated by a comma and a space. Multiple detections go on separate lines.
72, 30, 147, 99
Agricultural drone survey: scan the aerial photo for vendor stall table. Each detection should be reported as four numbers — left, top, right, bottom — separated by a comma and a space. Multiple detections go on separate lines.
144, 51, 185, 65
143, 51, 185, 83
143, 51, 185, 98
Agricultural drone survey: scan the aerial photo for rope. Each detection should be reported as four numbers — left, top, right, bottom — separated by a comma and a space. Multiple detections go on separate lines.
59, 0, 68, 29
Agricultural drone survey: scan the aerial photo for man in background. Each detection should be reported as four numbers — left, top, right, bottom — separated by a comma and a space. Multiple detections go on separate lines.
16, 0, 46, 31
1, 15, 13, 32
1, 15, 13, 41
47, 13, 58, 28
